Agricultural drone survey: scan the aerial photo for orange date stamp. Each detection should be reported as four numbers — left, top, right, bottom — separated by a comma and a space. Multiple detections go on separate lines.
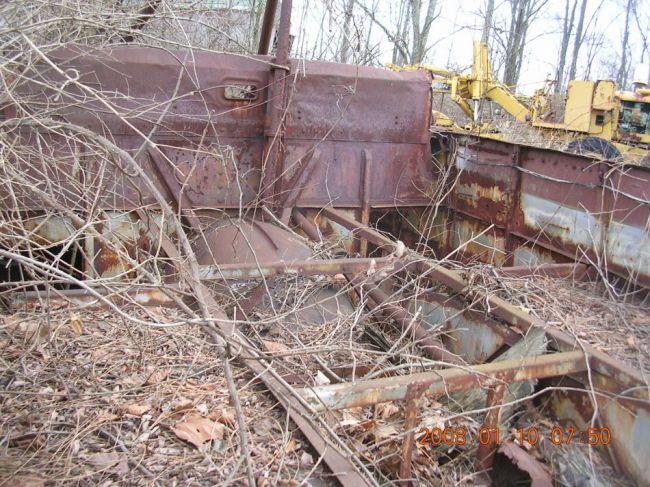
416, 426, 612, 447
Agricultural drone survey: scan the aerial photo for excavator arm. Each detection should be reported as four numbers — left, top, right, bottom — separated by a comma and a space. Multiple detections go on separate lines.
485, 84, 531, 123
393, 41, 532, 125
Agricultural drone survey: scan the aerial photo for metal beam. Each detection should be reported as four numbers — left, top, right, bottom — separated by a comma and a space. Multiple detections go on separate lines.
198, 256, 408, 280
320, 207, 396, 253
257, 0, 278, 55
292, 208, 458, 363
475, 384, 506, 472
261, 0, 292, 208
349, 275, 463, 365
298, 351, 588, 411
318, 208, 648, 396
496, 263, 588, 279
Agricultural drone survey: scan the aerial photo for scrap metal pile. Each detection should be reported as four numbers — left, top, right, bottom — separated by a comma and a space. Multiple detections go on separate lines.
0, 1, 648, 486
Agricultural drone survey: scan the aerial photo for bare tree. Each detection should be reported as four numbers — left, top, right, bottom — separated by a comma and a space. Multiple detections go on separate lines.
567, 0, 588, 81
481, 0, 496, 44
633, 7, 650, 85
356, 0, 439, 64
249, 0, 267, 52
408, 0, 439, 64
502, 0, 548, 87
339, 0, 354, 63
616, 0, 636, 88
555, 0, 577, 93
583, 29, 606, 80
392, 0, 411, 64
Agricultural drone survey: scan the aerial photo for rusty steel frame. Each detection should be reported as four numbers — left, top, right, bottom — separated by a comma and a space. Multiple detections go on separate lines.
257, 0, 279, 55
304, 208, 650, 479
261, 0, 292, 209
289, 208, 461, 364
320, 207, 397, 252
309, 206, 649, 483
475, 384, 507, 472
298, 350, 588, 411
318, 207, 648, 396
347, 273, 463, 365
197, 256, 409, 280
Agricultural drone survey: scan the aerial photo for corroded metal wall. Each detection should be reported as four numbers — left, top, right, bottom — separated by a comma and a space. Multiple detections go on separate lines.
432, 135, 650, 288
3, 46, 649, 288
2, 46, 433, 212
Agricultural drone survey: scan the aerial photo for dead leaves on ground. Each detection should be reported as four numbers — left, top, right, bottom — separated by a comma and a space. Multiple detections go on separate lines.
85, 452, 129, 475
336, 405, 401, 443
261, 339, 290, 355
172, 414, 224, 450
144, 368, 169, 385
122, 402, 151, 416
69, 314, 83, 336
2, 315, 51, 347
0, 476, 45, 487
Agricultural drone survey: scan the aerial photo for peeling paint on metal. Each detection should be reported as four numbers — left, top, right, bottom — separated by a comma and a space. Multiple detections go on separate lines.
521, 194, 603, 249
606, 220, 650, 279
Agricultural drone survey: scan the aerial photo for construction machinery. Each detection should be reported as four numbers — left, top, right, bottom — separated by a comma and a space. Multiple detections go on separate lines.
400, 41, 650, 162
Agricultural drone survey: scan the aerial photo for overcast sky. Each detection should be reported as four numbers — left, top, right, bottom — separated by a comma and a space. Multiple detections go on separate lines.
289, 0, 649, 94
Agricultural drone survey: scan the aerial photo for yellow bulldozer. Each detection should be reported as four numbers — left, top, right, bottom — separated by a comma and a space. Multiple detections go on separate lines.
394, 41, 650, 163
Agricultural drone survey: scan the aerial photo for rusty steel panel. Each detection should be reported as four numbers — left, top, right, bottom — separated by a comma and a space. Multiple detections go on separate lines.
30, 46, 270, 137
5, 46, 433, 213
284, 60, 431, 144
283, 141, 434, 208
409, 292, 520, 364
453, 143, 514, 226
541, 375, 650, 486
439, 135, 650, 288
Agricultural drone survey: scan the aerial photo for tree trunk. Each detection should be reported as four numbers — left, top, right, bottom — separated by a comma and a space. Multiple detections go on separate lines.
339, 0, 354, 63
481, 0, 495, 44
503, 0, 548, 88
504, 0, 527, 86
568, 0, 588, 81
393, 0, 410, 64
555, 0, 577, 93
409, 0, 437, 64
616, 0, 634, 88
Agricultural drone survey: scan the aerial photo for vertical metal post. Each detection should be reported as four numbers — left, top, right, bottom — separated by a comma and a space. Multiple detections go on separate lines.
261, 0, 292, 210
399, 384, 425, 485
504, 144, 522, 266
358, 149, 372, 256
475, 384, 506, 473
257, 0, 279, 55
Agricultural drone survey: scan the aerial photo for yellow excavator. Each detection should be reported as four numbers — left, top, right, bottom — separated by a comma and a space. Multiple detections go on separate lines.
393, 41, 650, 163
